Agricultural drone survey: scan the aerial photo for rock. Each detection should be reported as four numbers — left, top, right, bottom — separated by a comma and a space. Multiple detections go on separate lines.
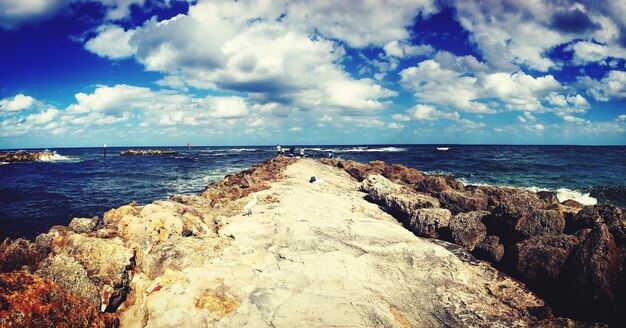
368, 160, 385, 169
382, 163, 425, 186
361, 175, 439, 221
438, 189, 488, 214
508, 234, 579, 289
37, 253, 101, 306
319, 158, 339, 167
49, 234, 134, 312
473, 235, 505, 263
474, 185, 518, 211
120, 149, 178, 156
408, 208, 452, 239
514, 209, 565, 239
69, 216, 99, 233
416, 175, 465, 195
562, 199, 584, 208
0, 151, 56, 163
571, 205, 625, 246
536, 191, 560, 207
449, 211, 489, 251
0, 238, 48, 273
567, 224, 621, 320
0, 271, 118, 327
103, 202, 141, 226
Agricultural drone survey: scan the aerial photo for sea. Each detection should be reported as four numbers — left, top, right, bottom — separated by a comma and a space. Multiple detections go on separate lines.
1, 145, 625, 241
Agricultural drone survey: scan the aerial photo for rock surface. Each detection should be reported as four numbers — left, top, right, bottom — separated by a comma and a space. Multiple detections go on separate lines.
0, 151, 55, 162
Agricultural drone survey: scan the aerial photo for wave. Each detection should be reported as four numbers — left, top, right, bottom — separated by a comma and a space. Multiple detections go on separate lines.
339, 147, 407, 153
38, 152, 75, 162
0, 161, 8, 165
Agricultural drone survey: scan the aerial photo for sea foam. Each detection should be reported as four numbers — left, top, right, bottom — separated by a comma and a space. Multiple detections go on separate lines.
38, 152, 74, 162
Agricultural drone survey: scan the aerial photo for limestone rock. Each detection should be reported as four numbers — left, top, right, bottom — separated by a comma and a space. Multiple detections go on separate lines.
69, 216, 99, 233
473, 235, 505, 263
537, 191, 560, 207
0, 271, 118, 327
449, 211, 489, 251
37, 253, 101, 306
438, 189, 489, 214
567, 224, 621, 320
408, 208, 452, 238
361, 175, 439, 221
0, 238, 48, 273
0, 151, 56, 163
508, 234, 579, 289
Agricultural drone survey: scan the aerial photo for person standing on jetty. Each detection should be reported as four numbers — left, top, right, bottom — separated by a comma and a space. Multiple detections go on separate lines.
276, 144, 281, 156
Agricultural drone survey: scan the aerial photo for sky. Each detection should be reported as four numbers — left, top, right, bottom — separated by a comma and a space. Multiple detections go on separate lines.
1, 0, 625, 148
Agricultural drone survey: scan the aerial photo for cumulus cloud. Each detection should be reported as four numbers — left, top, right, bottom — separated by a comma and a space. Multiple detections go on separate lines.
0, 0, 69, 29
409, 104, 459, 121
579, 70, 626, 101
383, 40, 433, 58
0, 94, 37, 112
84, 25, 136, 59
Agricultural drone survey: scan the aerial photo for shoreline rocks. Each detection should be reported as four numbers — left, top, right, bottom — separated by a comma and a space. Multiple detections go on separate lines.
119, 149, 178, 156
322, 158, 626, 324
0, 151, 55, 162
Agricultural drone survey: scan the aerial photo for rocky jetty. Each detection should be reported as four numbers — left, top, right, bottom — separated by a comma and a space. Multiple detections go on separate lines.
0, 151, 55, 162
0, 157, 622, 326
119, 149, 178, 156
322, 158, 626, 323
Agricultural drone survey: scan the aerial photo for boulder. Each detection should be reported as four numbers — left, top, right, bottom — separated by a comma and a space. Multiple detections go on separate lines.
507, 234, 579, 289
514, 209, 565, 239
536, 191, 559, 207
474, 185, 519, 211
449, 211, 488, 251
0, 238, 48, 273
438, 189, 488, 214
571, 205, 626, 246
361, 175, 439, 221
361, 175, 404, 202
0, 272, 118, 327
407, 208, 452, 239
416, 175, 464, 195
382, 164, 425, 186
69, 216, 99, 233
37, 253, 101, 306
567, 224, 621, 320
473, 235, 505, 263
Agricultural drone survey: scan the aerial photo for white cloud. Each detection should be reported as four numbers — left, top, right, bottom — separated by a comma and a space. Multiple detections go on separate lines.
387, 122, 404, 129
391, 114, 411, 121
84, 25, 136, 59
288, 126, 302, 132
26, 108, 59, 124
567, 41, 626, 65
0, 94, 36, 112
580, 70, 626, 101
0, 0, 69, 29
409, 104, 459, 121
617, 114, 626, 121
383, 40, 433, 58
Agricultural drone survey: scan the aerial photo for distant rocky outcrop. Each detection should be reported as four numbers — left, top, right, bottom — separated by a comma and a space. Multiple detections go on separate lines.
322, 158, 626, 323
0, 151, 54, 162
119, 149, 178, 156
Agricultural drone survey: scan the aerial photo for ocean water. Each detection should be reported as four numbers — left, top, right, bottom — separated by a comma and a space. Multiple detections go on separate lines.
1, 145, 625, 240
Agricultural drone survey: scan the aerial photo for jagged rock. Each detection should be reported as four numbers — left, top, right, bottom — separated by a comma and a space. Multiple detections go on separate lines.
570, 205, 626, 246
438, 189, 489, 214
37, 253, 101, 306
69, 216, 99, 233
508, 234, 579, 289
382, 163, 425, 186
0, 238, 48, 273
0, 272, 118, 327
475, 185, 519, 210
514, 209, 565, 239
0, 151, 55, 163
562, 199, 584, 208
537, 191, 560, 207
408, 208, 452, 239
368, 160, 385, 169
473, 235, 505, 263
449, 211, 489, 251
103, 202, 141, 226
416, 175, 465, 194
361, 175, 404, 201
49, 234, 134, 312
567, 224, 621, 320
319, 158, 339, 167
361, 175, 439, 221
120, 149, 178, 156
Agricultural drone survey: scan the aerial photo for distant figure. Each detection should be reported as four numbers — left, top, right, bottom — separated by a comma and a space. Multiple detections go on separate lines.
276, 144, 281, 156
103, 144, 107, 158
289, 146, 295, 156
300, 148, 305, 157
187, 142, 190, 152
328, 151, 335, 159
281, 147, 285, 156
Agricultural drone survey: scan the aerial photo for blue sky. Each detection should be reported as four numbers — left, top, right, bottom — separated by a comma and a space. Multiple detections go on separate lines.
1, 0, 625, 148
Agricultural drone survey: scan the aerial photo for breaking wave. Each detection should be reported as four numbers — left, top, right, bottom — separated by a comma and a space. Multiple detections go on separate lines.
37, 152, 75, 162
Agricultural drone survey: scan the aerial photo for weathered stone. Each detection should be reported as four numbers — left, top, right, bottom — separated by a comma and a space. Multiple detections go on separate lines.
536, 191, 560, 207
69, 216, 98, 233
361, 175, 404, 202
438, 189, 488, 214
103, 202, 141, 226
571, 205, 626, 246
361, 175, 439, 221
408, 208, 452, 239
0, 272, 118, 328
0, 238, 48, 273
37, 253, 101, 306
416, 175, 465, 194
473, 235, 505, 263
449, 211, 489, 251
514, 209, 565, 239
567, 224, 621, 319
508, 234, 579, 288
0, 151, 56, 163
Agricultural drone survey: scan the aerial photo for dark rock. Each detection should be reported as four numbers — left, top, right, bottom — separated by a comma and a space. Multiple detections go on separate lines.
514, 209, 565, 239
0, 271, 118, 327
571, 205, 625, 246
473, 235, 505, 263
382, 163, 425, 186
319, 158, 339, 167
0, 238, 48, 273
562, 199, 584, 208
537, 191, 559, 207
567, 224, 621, 319
416, 175, 465, 195
438, 189, 488, 215
0, 151, 55, 163
407, 208, 452, 239
508, 234, 579, 288
474, 185, 518, 211
368, 160, 385, 169
449, 211, 488, 251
